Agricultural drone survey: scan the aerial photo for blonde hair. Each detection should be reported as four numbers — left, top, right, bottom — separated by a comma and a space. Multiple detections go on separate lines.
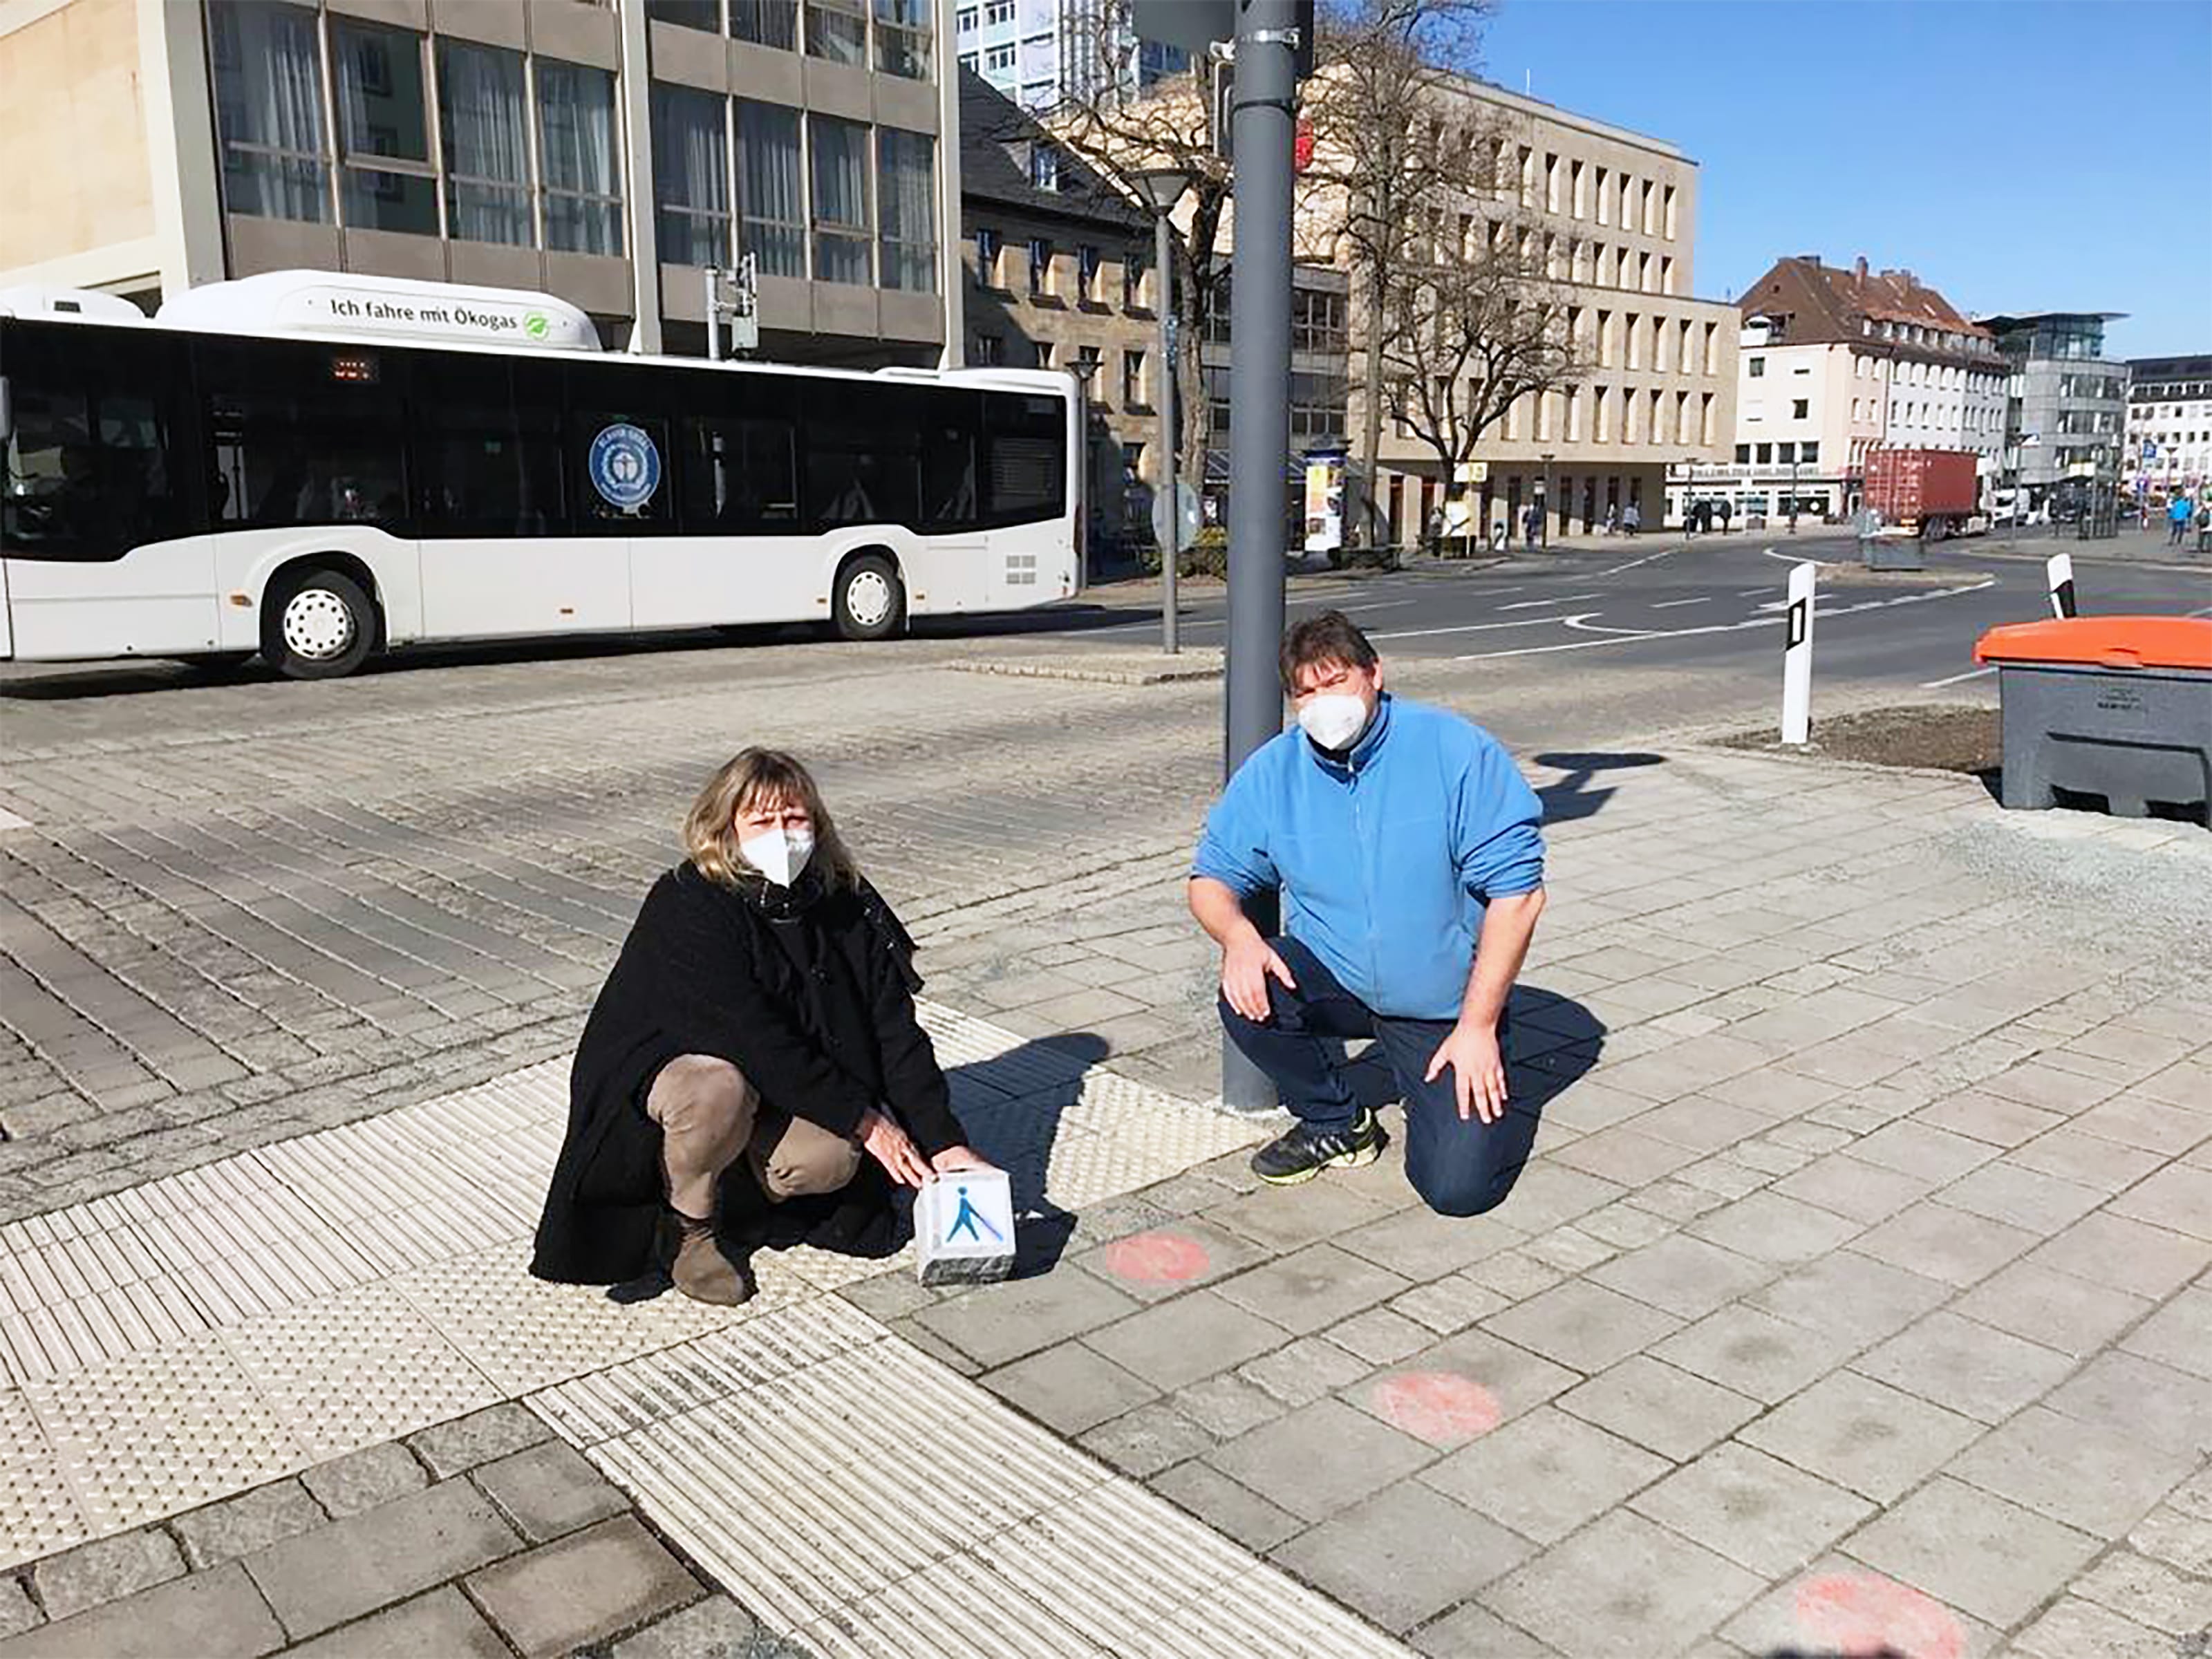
683, 748, 860, 892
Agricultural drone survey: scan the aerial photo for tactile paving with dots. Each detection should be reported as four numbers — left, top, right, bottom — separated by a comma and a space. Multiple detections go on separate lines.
0, 1387, 90, 1572
218, 1281, 503, 1461
24, 1333, 308, 1535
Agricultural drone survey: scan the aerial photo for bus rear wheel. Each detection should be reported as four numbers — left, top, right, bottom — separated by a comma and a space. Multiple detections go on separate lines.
264, 568, 376, 679
832, 553, 905, 641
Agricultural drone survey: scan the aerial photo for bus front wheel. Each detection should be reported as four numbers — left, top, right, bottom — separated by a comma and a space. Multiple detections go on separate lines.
264, 568, 377, 679
832, 553, 906, 641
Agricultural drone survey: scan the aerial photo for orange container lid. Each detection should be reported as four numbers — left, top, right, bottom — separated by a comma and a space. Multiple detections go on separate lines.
1974, 615, 2212, 671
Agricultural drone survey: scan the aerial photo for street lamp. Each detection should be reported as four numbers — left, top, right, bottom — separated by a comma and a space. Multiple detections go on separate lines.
1539, 451, 1555, 548
1133, 166, 1192, 654
1068, 351, 1102, 583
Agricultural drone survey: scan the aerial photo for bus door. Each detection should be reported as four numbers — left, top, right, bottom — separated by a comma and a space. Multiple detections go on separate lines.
412, 359, 630, 639
633, 382, 806, 628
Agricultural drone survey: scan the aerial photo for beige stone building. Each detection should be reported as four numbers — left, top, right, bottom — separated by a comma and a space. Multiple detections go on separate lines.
0, 0, 966, 366
1326, 77, 1741, 543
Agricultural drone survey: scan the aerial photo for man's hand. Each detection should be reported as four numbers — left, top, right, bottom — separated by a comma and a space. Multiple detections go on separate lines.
1425, 1020, 1508, 1124
1221, 932, 1297, 1022
859, 1107, 932, 1188
928, 1144, 995, 1177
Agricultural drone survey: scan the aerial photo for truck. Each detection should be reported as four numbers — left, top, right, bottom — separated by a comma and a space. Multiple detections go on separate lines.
1864, 448, 1986, 541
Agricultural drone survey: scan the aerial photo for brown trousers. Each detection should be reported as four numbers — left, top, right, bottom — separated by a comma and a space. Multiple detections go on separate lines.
644, 1054, 863, 1221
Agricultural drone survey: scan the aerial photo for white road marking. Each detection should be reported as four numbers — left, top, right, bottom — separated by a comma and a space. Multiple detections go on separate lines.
1369, 615, 1577, 641
1920, 665, 1997, 688
1497, 594, 1599, 610
1650, 597, 1711, 610
1453, 579, 1995, 662
1597, 545, 1686, 576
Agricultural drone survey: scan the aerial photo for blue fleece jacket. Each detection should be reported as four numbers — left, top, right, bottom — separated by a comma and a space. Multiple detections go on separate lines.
1192, 694, 1545, 1020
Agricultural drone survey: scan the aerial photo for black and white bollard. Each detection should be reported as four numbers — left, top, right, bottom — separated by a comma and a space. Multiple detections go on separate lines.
2046, 553, 2077, 619
1781, 560, 1816, 745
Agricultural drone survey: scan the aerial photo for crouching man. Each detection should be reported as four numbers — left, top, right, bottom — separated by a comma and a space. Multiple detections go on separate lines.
1188, 612, 1547, 1216
532, 749, 988, 1304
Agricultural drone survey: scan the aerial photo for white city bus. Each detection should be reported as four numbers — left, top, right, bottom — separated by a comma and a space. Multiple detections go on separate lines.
0, 272, 1081, 678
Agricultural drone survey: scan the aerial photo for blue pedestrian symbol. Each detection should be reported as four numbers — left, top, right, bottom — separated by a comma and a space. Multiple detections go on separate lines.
944, 1184, 1004, 1245
588, 422, 661, 512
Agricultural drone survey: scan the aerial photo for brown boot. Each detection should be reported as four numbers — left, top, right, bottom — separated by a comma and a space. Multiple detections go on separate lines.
668, 1214, 754, 1306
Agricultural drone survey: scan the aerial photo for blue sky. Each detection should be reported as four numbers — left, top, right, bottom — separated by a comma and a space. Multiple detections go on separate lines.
1475, 0, 2212, 358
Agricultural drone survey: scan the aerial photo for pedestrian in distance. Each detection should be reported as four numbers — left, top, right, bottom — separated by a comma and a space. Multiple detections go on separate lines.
1717, 497, 1732, 534
2170, 491, 2195, 547
1604, 502, 1619, 536
1522, 501, 1542, 551
1623, 500, 1641, 536
1188, 611, 1548, 1216
532, 749, 993, 1305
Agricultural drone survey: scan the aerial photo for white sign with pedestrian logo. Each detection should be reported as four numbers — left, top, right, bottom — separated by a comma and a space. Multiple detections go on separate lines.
915, 1166, 1016, 1285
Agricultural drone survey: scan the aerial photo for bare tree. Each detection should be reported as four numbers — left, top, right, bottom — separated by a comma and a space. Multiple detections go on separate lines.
1377, 236, 1588, 527
1303, 0, 1498, 548
1015, 15, 1230, 489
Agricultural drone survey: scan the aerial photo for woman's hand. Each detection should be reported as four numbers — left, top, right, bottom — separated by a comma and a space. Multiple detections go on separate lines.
859, 1107, 932, 1188
928, 1144, 995, 1177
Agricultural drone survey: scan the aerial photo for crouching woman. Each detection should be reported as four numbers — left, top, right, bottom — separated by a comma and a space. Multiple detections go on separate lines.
531, 748, 986, 1304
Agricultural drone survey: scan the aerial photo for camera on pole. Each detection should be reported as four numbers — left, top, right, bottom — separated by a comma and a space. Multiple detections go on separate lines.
704, 254, 758, 362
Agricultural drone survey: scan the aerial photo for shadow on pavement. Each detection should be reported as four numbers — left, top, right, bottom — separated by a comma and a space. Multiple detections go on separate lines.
1532, 751, 1667, 826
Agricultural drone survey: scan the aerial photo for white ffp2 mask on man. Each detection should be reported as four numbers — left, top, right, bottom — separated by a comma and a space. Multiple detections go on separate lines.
740, 827, 815, 888
1297, 693, 1371, 751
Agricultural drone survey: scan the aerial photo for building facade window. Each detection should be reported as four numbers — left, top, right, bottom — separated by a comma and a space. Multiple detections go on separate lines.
875, 129, 936, 292
737, 102, 805, 277
332, 18, 438, 234
648, 0, 721, 29
1123, 250, 1144, 310
973, 332, 1003, 364
733, 0, 800, 48
1792, 399, 1809, 419
975, 226, 1002, 285
1077, 244, 1101, 300
652, 86, 731, 268
1123, 349, 1145, 407
874, 0, 932, 77
1027, 236, 1053, 297
210, 0, 331, 223
438, 41, 529, 247
805, 0, 869, 64
809, 113, 872, 283
538, 61, 622, 255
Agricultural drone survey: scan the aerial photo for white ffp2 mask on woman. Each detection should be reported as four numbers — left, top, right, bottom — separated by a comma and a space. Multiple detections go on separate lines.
1297, 693, 1371, 751
740, 827, 815, 888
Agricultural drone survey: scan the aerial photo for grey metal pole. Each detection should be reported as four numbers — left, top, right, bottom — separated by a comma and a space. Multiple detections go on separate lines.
1157, 208, 1180, 654
1222, 0, 1297, 1114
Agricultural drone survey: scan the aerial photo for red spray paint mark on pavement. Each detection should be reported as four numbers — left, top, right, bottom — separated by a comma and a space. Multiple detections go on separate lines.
1369, 1371, 1503, 1445
1099, 1231, 1210, 1284
1794, 1573, 1965, 1659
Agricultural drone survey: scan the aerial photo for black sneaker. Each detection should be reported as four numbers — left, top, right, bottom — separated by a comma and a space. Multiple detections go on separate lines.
1250, 1108, 1382, 1185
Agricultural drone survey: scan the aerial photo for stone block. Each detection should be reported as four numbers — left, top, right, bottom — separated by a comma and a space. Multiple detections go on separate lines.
1947, 1403, 2195, 1538
280, 1587, 509, 1658
1841, 1476, 2101, 1629
610, 1595, 762, 1659
30, 1528, 185, 1624
0, 1562, 283, 1659
1627, 1442, 1875, 1578
1738, 1370, 1980, 1503
1268, 1479, 1533, 1634
1586, 1232, 1776, 1322
1074, 1400, 1215, 1478
1483, 1508, 1763, 1659
1421, 1405, 1668, 1544
0, 1580, 37, 1641
1147, 1462, 1304, 1554
405, 1403, 552, 1479
1848, 1309, 2077, 1424
244, 1475, 519, 1639
471, 1440, 632, 1544
1652, 1304, 1862, 1405
1212, 1243, 1412, 1337
465, 1516, 699, 1659
1079, 1288, 1284, 1391
982, 1341, 1159, 1436
300, 1441, 430, 1519
1203, 1396, 1432, 1524
1555, 1354, 1761, 1462
1479, 1279, 1681, 1374
906, 1266, 1141, 1369
170, 1479, 328, 1571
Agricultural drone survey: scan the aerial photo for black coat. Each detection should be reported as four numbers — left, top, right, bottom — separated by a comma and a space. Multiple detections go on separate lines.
529, 863, 965, 1285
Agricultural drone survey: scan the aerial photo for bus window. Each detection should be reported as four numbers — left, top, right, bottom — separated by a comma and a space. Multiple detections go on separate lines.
1, 324, 191, 559
981, 391, 1066, 527
411, 360, 564, 536
202, 341, 408, 529
918, 389, 980, 530
679, 415, 798, 533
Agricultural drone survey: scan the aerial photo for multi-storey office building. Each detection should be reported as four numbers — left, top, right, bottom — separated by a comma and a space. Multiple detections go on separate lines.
2124, 354, 2211, 500
0, 0, 964, 366
1704, 255, 2007, 523
1976, 312, 2130, 516
1303, 77, 1738, 544
951, 0, 1183, 113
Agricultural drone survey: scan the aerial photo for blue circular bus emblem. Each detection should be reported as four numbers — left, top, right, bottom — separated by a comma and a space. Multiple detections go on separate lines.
588, 422, 660, 511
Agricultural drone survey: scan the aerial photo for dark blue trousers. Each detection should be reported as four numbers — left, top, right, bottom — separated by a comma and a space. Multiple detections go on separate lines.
1219, 936, 1524, 1217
